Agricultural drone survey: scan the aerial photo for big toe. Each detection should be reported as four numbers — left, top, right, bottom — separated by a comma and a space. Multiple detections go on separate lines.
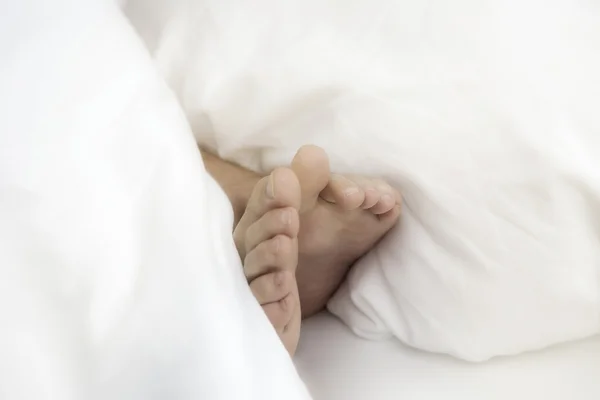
233, 167, 301, 259
290, 145, 331, 213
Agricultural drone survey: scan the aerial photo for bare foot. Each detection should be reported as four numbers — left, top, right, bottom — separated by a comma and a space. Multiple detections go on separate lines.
290, 146, 402, 318
200, 146, 401, 323
232, 167, 303, 356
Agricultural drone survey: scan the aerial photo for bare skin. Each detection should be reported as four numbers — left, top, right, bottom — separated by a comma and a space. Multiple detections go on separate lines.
202, 145, 401, 355
233, 167, 303, 355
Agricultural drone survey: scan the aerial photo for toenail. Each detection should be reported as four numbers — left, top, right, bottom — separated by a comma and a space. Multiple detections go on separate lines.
343, 187, 360, 197
266, 174, 275, 198
280, 209, 291, 225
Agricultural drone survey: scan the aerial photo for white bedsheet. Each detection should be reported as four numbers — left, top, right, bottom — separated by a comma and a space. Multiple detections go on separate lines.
295, 313, 600, 400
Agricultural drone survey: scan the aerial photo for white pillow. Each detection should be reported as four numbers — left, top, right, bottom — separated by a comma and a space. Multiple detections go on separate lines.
0, 1, 310, 398
130, 0, 600, 361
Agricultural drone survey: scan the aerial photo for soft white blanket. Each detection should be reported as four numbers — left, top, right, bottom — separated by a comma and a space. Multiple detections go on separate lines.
0, 1, 310, 398
129, 0, 600, 361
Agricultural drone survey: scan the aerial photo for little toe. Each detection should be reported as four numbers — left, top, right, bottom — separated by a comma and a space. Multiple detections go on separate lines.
262, 293, 296, 332
243, 235, 298, 282
378, 203, 402, 224
250, 271, 294, 305
281, 304, 301, 356
319, 174, 366, 210
254, 274, 301, 356
370, 193, 396, 215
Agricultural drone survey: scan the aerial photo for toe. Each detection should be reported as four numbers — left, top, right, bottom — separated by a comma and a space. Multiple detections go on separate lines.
370, 194, 396, 215
319, 174, 366, 210
234, 168, 301, 258
367, 179, 399, 215
244, 168, 301, 219
290, 145, 331, 213
282, 309, 301, 356
250, 271, 294, 305
243, 235, 298, 282
361, 186, 381, 209
262, 292, 296, 332
342, 176, 382, 209
253, 273, 302, 356
378, 203, 402, 224
244, 207, 299, 253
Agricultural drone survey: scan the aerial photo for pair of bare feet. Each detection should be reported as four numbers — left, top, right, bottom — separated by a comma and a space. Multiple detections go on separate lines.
204, 145, 401, 356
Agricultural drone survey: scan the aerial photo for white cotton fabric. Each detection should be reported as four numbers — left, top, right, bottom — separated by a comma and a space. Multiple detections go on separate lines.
130, 0, 600, 361
295, 313, 600, 400
0, 1, 310, 399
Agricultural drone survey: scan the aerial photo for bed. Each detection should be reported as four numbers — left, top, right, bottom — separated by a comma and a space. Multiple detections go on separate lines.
119, 1, 600, 397
296, 313, 600, 400
4, 1, 600, 399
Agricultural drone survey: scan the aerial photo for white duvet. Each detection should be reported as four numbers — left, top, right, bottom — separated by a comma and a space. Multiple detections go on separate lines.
0, 1, 309, 399
129, 0, 600, 361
